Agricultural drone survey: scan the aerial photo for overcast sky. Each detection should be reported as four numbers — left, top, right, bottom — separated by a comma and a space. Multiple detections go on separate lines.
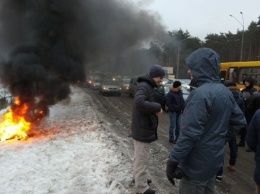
133, 0, 260, 40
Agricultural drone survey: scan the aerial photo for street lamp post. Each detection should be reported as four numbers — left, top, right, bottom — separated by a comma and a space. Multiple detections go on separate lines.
230, 12, 244, 61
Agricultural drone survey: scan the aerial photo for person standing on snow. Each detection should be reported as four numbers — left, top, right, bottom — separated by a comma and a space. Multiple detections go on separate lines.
166, 80, 185, 144
238, 76, 257, 151
246, 109, 260, 194
165, 48, 247, 194
131, 64, 165, 194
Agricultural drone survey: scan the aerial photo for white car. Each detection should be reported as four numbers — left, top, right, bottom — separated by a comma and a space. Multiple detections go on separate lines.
99, 79, 121, 96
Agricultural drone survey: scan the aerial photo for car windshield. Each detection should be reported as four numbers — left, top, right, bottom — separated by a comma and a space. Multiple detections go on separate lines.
123, 79, 130, 84
103, 80, 120, 85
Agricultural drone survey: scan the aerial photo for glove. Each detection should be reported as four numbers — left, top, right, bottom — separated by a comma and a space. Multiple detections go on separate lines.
166, 160, 183, 185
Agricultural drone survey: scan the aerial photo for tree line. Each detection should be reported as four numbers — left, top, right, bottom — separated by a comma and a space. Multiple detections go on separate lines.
147, 17, 260, 78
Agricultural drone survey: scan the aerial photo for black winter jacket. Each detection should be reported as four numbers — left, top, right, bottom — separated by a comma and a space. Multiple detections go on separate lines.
166, 86, 185, 113
241, 77, 257, 123
131, 74, 162, 143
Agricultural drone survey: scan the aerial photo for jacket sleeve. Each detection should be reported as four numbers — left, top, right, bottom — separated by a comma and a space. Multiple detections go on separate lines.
135, 83, 161, 113
228, 101, 247, 135
246, 110, 260, 152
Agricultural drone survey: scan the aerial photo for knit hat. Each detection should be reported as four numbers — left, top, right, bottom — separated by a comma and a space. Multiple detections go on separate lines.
149, 65, 165, 78
223, 80, 237, 87
173, 81, 181, 88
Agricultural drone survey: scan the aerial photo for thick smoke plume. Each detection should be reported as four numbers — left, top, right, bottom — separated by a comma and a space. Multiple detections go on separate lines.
0, 0, 165, 122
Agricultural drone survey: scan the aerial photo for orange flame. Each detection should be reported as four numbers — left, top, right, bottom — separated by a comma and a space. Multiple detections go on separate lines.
0, 98, 31, 142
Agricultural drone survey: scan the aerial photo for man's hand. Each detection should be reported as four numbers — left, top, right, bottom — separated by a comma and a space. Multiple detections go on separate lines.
166, 160, 183, 185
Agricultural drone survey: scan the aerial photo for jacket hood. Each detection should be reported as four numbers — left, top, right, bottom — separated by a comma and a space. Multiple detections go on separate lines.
185, 48, 221, 87
137, 73, 157, 88
244, 76, 255, 88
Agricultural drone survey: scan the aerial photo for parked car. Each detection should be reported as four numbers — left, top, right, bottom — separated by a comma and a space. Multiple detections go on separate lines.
129, 77, 137, 97
168, 78, 191, 91
162, 77, 174, 85
99, 79, 121, 96
179, 79, 191, 91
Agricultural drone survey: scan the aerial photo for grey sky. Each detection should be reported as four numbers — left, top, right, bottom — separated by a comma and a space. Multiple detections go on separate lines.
133, 0, 260, 40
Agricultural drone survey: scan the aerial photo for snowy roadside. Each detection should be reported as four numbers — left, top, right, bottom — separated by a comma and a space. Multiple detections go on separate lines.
0, 87, 133, 194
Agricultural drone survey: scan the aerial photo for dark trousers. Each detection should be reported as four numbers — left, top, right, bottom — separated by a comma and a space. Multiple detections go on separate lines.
217, 137, 238, 176
239, 126, 247, 144
228, 137, 238, 165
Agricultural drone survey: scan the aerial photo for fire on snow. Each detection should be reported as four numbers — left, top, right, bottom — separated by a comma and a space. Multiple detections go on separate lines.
0, 98, 31, 142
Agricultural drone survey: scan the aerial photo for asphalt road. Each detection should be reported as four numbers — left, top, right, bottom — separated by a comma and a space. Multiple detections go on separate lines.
83, 87, 256, 194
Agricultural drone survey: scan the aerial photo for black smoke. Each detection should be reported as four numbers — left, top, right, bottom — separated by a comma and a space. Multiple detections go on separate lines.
0, 0, 165, 122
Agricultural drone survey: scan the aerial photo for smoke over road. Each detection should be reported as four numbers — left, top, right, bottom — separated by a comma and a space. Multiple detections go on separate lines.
0, 0, 165, 121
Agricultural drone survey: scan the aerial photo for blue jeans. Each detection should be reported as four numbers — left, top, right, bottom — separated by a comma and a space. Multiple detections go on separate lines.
168, 111, 181, 141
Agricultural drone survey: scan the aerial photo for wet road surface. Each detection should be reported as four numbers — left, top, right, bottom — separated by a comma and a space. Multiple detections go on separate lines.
83, 87, 256, 194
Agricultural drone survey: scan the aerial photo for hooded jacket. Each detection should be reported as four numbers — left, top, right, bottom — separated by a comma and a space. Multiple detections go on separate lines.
168, 48, 247, 181
241, 76, 256, 98
241, 76, 257, 123
131, 73, 162, 143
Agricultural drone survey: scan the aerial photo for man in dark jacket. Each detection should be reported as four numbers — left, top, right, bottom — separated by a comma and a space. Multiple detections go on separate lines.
246, 109, 260, 194
131, 64, 165, 194
166, 48, 247, 194
166, 81, 185, 144
238, 76, 257, 147
216, 81, 245, 182
248, 84, 260, 117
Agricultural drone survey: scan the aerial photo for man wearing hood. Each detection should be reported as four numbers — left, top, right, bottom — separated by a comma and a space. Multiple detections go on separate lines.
131, 64, 165, 194
166, 48, 246, 194
238, 76, 257, 148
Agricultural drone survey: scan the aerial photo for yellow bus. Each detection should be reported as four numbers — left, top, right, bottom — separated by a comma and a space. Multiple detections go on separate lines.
220, 61, 260, 90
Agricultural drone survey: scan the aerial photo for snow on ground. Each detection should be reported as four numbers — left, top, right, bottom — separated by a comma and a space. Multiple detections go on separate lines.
0, 87, 133, 194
